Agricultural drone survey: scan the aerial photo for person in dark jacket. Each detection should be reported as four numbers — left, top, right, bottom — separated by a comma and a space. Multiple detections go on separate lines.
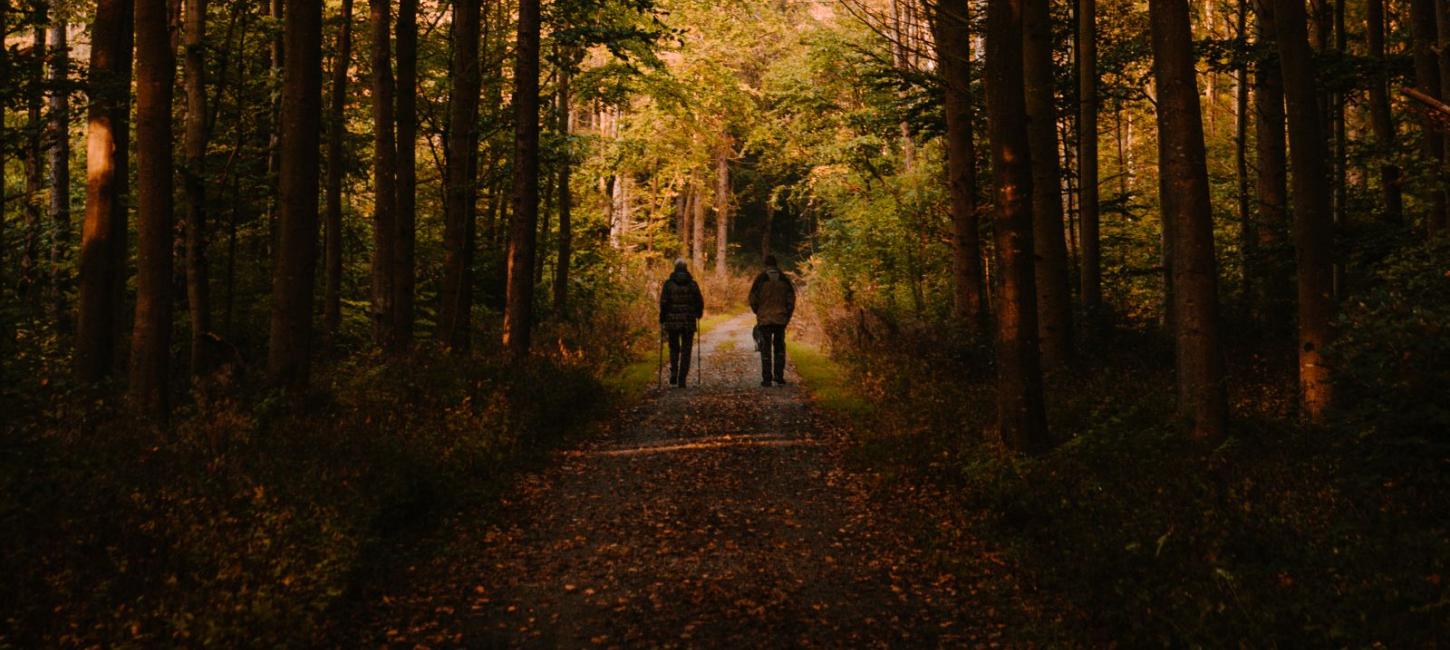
659, 259, 705, 386
748, 255, 795, 386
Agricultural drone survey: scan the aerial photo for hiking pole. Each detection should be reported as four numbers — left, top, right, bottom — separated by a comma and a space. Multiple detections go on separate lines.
696, 319, 702, 386
657, 330, 664, 389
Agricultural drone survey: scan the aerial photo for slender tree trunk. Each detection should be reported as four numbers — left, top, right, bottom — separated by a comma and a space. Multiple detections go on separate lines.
267, 0, 323, 387
1078, 0, 1101, 313
0, 4, 6, 295
369, 0, 398, 346
48, 19, 72, 329
1023, 0, 1072, 366
1364, 0, 1402, 223
986, 0, 1048, 452
1274, 0, 1336, 420
182, 0, 211, 377
76, 0, 133, 383
692, 176, 706, 271
1236, 0, 1254, 311
440, 0, 481, 350
761, 194, 774, 259
503, 0, 541, 359
393, 0, 417, 346
21, 25, 46, 304
1150, 0, 1228, 440
1438, 0, 1450, 232
931, 0, 985, 326
1252, 0, 1291, 322
714, 150, 731, 279
1411, 0, 1446, 233
266, 0, 283, 254
554, 63, 573, 314
323, 0, 353, 337
129, 0, 176, 415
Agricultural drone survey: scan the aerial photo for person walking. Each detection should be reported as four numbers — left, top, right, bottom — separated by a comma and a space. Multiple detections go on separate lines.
659, 259, 705, 387
749, 255, 795, 386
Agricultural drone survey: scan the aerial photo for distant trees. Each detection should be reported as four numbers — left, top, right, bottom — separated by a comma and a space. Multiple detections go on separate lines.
928, 0, 985, 327
324, 0, 354, 338
441, 0, 482, 351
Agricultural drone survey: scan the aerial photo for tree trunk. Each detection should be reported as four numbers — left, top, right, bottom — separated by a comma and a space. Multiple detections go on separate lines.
1236, 0, 1253, 311
554, 63, 573, 314
692, 175, 706, 271
76, 0, 133, 383
266, 0, 323, 387
1365, 0, 1402, 223
761, 193, 774, 260
440, 0, 481, 350
392, 0, 417, 347
1078, 0, 1101, 313
1150, 0, 1228, 440
266, 0, 282, 256
369, 0, 398, 346
713, 149, 730, 279
930, 0, 986, 327
986, 0, 1048, 452
1274, 0, 1336, 421
1438, 0, 1450, 232
21, 25, 46, 304
503, 0, 541, 359
182, 0, 211, 377
129, 0, 175, 415
323, 0, 353, 337
1023, 0, 1072, 366
1252, 0, 1291, 322
1411, 0, 1446, 234
47, 20, 71, 328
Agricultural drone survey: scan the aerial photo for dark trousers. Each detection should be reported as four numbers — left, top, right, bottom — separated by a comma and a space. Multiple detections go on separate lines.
758, 324, 786, 381
667, 329, 694, 384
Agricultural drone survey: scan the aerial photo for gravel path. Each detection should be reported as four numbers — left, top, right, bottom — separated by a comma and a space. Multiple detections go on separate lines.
351, 313, 1045, 647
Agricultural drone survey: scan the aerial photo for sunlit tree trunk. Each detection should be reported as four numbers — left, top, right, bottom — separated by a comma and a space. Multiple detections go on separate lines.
267, 0, 323, 387
75, 0, 133, 383
1411, 0, 1446, 234
181, 0, 212, 377
1079, 0, 1101, 315
129, 0, 176, 415
1023, 0, 1072, 366
1274, 0, 1336, 421
393, 0, 417, 346
986, 0, 1048, 452
1151, 0, 1228, 440
47, 19, 71, 328
369, 0, 398, 346
692, 176, 706, 271
714, 149, 730, 279
1365, 0, 1402, 223
503, 0, 541, 359
323, 0, 353, 337
930, 0, 986, 327
441, 0, 481, 350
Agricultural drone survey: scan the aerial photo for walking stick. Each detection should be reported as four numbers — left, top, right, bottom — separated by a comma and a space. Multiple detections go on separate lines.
657, 330, 664, 389
696, 319, 702, 386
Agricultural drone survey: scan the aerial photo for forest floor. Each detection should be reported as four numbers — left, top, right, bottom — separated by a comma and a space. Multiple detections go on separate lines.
346, 313, 1067, 646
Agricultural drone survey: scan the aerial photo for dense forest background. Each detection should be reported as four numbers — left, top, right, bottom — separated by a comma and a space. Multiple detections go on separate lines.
1, 0, 1447, 643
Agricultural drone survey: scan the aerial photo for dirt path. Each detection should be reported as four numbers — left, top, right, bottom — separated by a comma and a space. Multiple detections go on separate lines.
352, 314, 1043, 647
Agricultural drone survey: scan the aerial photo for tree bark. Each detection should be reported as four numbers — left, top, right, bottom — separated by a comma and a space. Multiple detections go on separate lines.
266, 0, 323, 387
1273, 0, 1336, 420
554, 63, 573, 314
75, 0, 132, 383
369, 0, 398, 346
1438, 0, 1450, 233
1252, 0, 1291, 322
503, 0, 542, 359
323, 0, 353, 337
182, 0, 211, 377
1023, 0, 1072, 366
393, 0, 417, 346
129, 0, 175, 415
692, 175, 706, 271
266, 0, 283, 255
21, 25, 46, 304
1079, 0, 1101, 315
1150, 0, 1228, 440
1236, 0, 1253, 311
930, 0, 986, 327
47, 19, 71, 328
986, 0, 1048, 452
440, 0, 481, 350
1411, 0, 1446, 234
714, 148, 731, 279
1365, 0, 1403, 224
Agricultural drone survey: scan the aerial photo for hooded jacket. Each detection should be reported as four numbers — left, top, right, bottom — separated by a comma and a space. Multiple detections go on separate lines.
749, 267, 795, 327
659, 269, 705, 332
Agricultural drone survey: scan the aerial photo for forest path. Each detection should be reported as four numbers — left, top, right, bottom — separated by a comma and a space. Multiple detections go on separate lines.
352, 313, 1043, 647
